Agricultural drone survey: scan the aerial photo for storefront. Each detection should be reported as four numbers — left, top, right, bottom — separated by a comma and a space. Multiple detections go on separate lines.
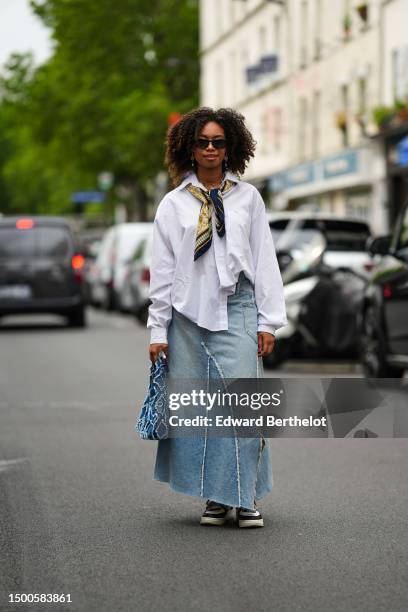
267, 146, 385, 232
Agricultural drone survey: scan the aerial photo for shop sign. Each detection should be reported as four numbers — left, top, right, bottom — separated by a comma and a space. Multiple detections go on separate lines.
322, 150, 358, 179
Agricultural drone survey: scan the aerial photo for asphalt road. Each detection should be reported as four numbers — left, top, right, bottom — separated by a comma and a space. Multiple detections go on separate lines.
0, 308, 407, 612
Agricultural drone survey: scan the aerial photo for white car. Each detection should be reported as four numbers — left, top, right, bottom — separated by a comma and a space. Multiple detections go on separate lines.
119, 227, 154, 317
268, 211, 374, 278
91, 223, 152, 310
126, 229, 154, 323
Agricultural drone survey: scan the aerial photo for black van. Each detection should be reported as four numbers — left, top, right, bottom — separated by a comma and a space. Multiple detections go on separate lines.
0, 216, 86, 327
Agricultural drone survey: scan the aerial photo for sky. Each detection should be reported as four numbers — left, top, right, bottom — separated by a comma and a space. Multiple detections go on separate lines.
0, 0, 53, 72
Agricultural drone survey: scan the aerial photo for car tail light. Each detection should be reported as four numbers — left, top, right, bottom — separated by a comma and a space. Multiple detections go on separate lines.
16, 218, 34, 229
383, 283, 392, 299
141, 267, 150, 283
71, 253, 85, 282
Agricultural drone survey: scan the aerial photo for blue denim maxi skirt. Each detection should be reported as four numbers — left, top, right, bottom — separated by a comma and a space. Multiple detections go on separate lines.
154, 272, 273, 509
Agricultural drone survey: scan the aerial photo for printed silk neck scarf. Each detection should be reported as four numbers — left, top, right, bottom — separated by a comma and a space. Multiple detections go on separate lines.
186, 179, 236, 261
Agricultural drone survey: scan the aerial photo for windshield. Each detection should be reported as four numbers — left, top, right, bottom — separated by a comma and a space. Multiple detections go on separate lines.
272, 219, 370, 252
302, 219, 370, 251
276, 228, 322, 252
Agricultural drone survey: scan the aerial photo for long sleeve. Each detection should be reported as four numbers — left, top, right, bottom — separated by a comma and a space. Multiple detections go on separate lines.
250, 190, 287, 335
146, 202, 176, 344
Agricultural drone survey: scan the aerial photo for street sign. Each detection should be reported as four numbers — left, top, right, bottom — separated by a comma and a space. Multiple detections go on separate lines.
71, 191, 106, 204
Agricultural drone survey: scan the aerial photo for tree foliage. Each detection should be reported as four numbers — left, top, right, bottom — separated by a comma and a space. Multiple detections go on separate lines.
0, 0, 199, 218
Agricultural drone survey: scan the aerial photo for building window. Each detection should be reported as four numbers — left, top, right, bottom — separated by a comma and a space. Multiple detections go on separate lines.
340, 84, 349, 147
299, 97, 308, 160
300, 0, 308, 68
358, 77, 367, 113
259, 25, 267, 56
314, 0, 322, 60
214, 0, 222, 38
216, 60, 224, 107
273, 15, 281, 54
357, 77, 367, 135
312, 90, 320, 157
346, 190, 370, 221
392, 47, 408, 102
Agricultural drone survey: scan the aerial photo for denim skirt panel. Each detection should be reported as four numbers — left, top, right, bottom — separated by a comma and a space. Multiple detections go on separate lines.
153, 272, 273, 510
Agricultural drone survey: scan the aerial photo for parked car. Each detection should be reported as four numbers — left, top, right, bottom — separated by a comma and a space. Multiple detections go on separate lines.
121, 229, 153, 323
263, 231, 367, 368
90, 223, 152, 310
269, 212, 373, 277
82, 239, 101, 306
0, 216, 86, 327
360, 198, 408, 378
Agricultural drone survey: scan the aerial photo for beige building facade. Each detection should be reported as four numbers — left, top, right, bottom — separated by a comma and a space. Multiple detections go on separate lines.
199, 0, 408, 233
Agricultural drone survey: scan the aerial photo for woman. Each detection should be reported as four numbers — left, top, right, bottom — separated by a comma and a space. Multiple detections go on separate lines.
147, 107, 287, 528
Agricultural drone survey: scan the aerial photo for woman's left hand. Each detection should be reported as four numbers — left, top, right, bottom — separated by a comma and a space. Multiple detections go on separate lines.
257, 332, 275, 357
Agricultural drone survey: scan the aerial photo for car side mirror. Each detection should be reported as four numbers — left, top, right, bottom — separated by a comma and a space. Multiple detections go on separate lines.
366, 235, 391, 256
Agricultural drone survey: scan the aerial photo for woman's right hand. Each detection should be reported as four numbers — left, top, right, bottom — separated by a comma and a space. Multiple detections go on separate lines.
149, 343, 169, 363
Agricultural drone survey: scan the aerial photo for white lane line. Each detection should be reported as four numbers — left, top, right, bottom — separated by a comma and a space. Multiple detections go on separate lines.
0, 458, 27, 473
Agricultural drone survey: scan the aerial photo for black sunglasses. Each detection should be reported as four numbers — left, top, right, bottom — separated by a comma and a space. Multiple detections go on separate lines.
195, 138, 227, 150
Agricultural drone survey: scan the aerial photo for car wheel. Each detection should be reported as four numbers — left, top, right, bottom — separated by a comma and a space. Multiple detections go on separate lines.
67, 306, 86, 328
360, 305, 403, 378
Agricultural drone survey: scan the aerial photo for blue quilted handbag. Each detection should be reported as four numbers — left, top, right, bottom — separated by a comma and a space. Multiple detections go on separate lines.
135, 354, 168, 440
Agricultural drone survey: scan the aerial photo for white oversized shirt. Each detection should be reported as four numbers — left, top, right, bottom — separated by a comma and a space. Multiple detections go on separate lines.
147, 171, 287, 344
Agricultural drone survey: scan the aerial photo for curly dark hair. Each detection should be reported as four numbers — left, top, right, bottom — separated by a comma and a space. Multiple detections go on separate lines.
165, 107, 256, 186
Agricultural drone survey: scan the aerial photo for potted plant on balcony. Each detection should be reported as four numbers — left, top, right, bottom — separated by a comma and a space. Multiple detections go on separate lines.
372, 106, 395, 130
356, 3, 368, 24
335, 110, 347, 131
343, 14, 352, 39
395, 99, 408, 123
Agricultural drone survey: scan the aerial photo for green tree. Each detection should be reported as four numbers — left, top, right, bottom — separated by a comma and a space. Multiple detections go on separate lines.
0, 0, 199, 218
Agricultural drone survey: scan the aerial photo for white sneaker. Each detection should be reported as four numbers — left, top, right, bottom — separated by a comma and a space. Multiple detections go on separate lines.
237, 505, 264, 528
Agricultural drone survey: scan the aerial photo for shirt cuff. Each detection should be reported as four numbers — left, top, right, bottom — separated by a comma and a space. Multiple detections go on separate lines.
150, 327, 168, 344
257, 324, 276, 336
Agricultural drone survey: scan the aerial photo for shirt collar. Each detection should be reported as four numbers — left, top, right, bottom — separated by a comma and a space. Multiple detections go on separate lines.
176, 170, 239, 192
